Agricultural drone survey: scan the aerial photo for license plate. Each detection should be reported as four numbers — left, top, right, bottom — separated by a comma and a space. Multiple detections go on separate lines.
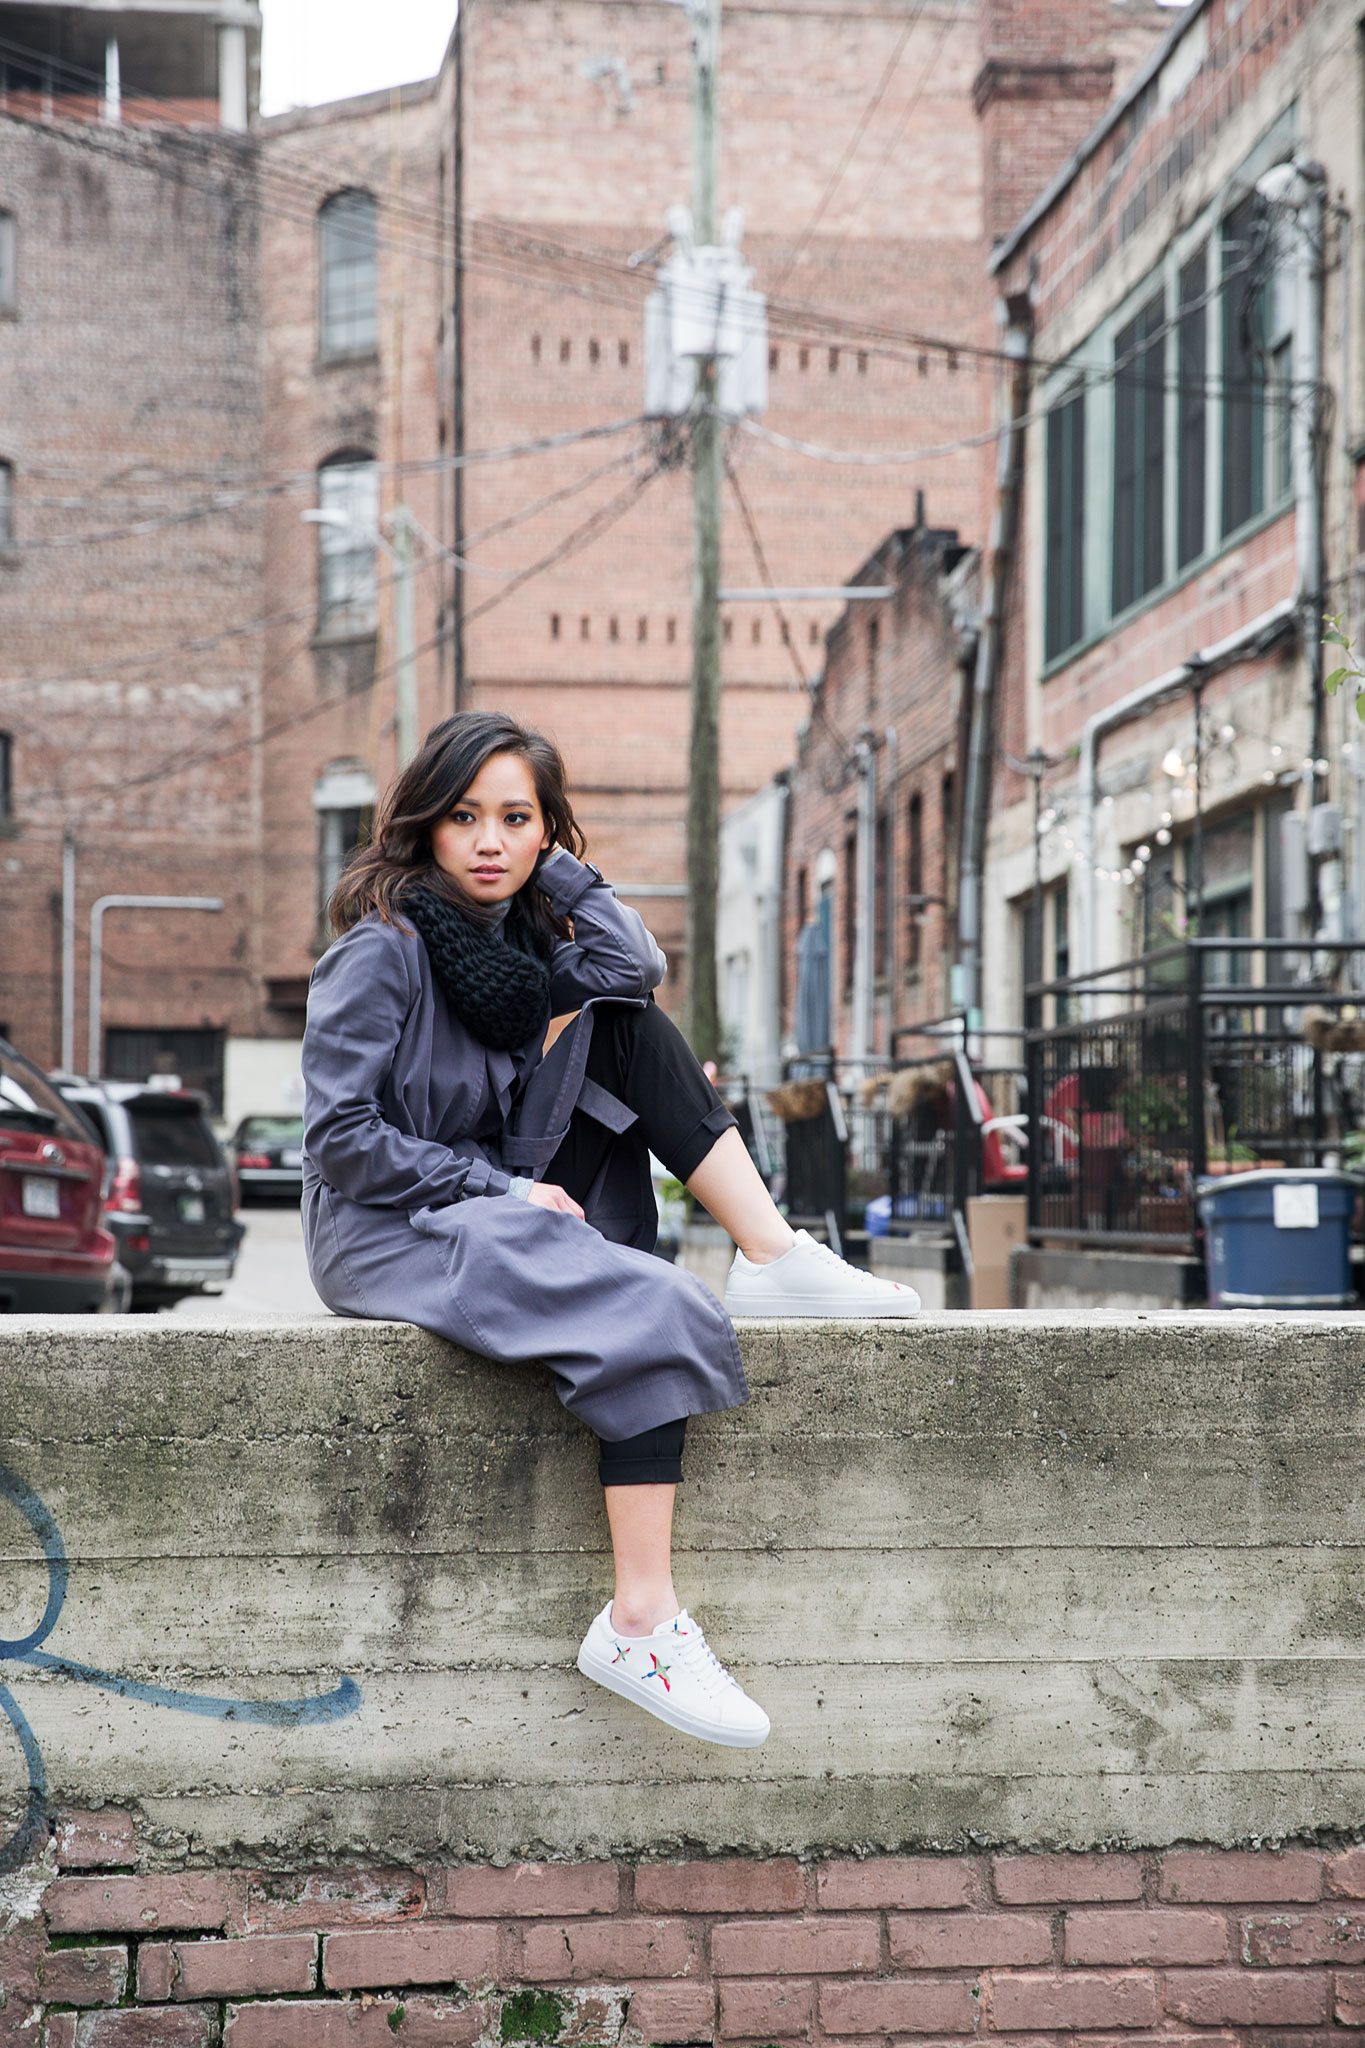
178, 1193, 206, 1223
22, 1176, 62, 1220
281, 1149, 302, 1168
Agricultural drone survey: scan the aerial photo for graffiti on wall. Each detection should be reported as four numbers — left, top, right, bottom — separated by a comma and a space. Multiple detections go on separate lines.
0, 1459, 361, 1872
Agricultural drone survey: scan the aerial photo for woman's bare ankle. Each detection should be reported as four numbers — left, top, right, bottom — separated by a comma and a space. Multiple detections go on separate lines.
739, 1224, 796, 1266
610, 1591, 680, 1636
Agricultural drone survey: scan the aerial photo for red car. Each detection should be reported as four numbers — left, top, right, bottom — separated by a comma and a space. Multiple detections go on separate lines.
0, 1037, 117, 1313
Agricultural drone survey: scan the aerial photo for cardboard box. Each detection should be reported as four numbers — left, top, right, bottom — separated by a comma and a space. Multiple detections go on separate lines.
967, 1195, 1027, 1309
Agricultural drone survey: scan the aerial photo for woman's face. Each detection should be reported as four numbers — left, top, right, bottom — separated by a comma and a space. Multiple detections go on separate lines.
430, 751, 552, 906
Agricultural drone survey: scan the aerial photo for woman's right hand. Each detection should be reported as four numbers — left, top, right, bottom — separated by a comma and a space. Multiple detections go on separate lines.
526, 1182, 586, 1219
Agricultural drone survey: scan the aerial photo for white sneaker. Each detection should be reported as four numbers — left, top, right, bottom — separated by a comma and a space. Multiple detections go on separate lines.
576, 1603, 770, 1748
725, 1228, 922, 1318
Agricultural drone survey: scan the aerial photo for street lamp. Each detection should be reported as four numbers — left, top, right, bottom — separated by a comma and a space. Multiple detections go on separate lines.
88, 895, 223, 1077
302, 503, 419, 766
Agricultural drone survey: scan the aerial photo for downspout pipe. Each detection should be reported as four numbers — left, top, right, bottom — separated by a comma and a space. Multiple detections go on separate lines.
958, 307, 1032, 1036
1077, 596, 1299, 978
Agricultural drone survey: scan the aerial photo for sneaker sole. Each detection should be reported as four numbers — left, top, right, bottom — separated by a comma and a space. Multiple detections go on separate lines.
576, 1642, 769, 1748
725, 1293, 921, 1319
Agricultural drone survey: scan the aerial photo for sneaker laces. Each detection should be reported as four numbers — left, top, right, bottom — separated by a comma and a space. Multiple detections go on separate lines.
802, 1237, 887, 1287
670, 1620, 743, 1700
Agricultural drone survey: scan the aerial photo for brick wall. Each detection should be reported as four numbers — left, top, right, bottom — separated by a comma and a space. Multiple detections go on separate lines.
0, 112, 265, 1069
9, 1821, 1365, 2044
257, 82, 450, 1023
455, 0, 994, 1016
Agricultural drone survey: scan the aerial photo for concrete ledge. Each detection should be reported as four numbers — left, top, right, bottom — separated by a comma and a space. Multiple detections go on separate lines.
3, 1312, 1365, 1862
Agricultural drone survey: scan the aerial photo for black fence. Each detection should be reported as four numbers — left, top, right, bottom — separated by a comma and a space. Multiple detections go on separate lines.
1025, 939, 1365, 1252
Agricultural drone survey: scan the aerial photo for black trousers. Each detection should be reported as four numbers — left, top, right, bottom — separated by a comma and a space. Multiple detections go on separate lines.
543, 1001, 737, 1487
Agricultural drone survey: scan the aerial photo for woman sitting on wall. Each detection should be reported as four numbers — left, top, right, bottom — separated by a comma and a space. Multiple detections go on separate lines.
301, 711, 919, 1749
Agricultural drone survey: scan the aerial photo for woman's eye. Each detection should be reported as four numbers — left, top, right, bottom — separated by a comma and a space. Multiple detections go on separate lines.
449, 810, 474, 825
505, 812, 531, 826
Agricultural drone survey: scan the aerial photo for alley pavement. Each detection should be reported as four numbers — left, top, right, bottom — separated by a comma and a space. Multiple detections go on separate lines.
167, 1203, 328, 1321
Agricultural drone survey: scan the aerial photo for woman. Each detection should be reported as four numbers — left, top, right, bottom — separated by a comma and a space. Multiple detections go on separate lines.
302, 711, 918, 1750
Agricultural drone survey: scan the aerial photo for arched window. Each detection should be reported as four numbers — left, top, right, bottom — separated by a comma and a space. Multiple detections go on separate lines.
0, 461, 13, 549
318, 191, 378, 359
0, 211, 15, 314
316, 452, 378, 636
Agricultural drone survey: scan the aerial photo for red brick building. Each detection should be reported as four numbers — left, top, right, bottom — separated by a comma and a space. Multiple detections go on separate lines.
0, 2, 264, 1108
981, 0, 1360, 1033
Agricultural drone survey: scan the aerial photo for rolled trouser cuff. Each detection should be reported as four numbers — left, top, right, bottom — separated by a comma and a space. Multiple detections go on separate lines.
597, 1414, 688, 1487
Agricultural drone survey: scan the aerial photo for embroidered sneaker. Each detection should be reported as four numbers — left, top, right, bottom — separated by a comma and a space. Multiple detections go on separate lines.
576, 1604, 770, 1748
725, 1229, 921, 1318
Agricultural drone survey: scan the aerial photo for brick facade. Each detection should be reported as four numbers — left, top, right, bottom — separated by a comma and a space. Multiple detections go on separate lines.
453, 0, 995, 1015
256, 81, 450, 1028
0, 106, 265, 1086
8, 1821, 1365, 2044
980, 0, 1359, 1030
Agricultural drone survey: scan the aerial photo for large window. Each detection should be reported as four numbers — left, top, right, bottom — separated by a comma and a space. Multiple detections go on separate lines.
1044, 382, 1086, 661
0, 211, 15, 314
316, 454, 378, 636
1044, 176, 1293, 669
319, 191, 378, 359
1112, 291, 1165, 614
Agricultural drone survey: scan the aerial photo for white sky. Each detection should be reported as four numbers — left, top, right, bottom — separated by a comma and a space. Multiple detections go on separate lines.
259, 0, 457, 117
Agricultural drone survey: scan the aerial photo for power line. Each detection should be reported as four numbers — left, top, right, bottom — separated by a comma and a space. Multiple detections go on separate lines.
463, 459, 669, 626
771, 0, 927, 294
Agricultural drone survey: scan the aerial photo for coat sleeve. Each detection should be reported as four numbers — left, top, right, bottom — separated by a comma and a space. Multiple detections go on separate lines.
541, 850, 668, 1009
303, 918, 512, 1208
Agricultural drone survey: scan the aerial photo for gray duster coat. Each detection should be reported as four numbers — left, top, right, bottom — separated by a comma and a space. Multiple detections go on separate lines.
300, 851, 747, 1439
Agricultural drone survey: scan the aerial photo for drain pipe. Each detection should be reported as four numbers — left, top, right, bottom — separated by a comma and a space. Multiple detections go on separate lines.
958, 300, 1032, 1038
1077, 597, 1300, 980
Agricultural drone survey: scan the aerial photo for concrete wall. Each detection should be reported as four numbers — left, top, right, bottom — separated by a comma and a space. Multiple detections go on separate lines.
5, 1312, 1365, 1868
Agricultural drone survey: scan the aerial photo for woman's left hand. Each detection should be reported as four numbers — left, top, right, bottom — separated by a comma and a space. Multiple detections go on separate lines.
526, 1182, 585, 1219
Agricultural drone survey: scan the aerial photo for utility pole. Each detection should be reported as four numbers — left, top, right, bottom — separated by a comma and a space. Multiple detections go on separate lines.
684, 0, 723, 1065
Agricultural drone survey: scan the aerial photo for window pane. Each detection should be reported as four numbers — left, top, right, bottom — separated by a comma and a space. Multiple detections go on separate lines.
1044, 382, 1085, 661
906, 793, 922, 968
1177, 248, 1207, 568
0, 732, 10, 824
320, 192, 378, 357
317, 459, 378, 634
0, 462, 12, 548
127, 1105, 221, 1168
1222, 198, 1266, 535
317, 804, 370, 922
1112, 292, 1165, 611
0, 212, 15, 312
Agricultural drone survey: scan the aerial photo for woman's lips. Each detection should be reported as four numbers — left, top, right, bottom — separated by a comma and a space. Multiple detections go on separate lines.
470, 866, 505, 879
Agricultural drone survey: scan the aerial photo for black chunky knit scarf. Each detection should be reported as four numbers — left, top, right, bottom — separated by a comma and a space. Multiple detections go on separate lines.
403, 887, 551, 1052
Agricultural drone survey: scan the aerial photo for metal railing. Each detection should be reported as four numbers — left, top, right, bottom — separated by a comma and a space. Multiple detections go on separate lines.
1024, 939, 1365, 1253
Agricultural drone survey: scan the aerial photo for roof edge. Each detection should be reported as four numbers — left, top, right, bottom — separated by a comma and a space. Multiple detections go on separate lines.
260, 74, 437, 132
987, 0, 1214, 276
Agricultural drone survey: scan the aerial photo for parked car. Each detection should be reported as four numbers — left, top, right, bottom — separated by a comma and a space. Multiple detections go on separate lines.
0, 1039, 118, 1312
229, 1113, 305, 1203
52, 1077, 244, 1311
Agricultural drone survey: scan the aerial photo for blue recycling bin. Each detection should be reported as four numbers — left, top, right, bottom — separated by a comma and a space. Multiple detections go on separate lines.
1196, 1168, 1360, 1309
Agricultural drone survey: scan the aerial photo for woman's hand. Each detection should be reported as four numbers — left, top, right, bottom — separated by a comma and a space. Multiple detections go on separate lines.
526, 1182, 586, 1219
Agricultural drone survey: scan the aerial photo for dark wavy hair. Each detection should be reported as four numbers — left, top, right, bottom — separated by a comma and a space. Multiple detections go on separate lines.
327, 711, 586, 950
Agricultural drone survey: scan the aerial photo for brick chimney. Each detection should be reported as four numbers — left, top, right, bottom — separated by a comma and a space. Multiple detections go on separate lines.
974, 0, 1116, 244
